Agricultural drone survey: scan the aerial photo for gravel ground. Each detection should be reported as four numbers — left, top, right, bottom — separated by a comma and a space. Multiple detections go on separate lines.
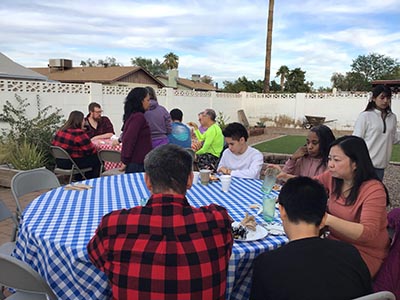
248, 127, 400, 210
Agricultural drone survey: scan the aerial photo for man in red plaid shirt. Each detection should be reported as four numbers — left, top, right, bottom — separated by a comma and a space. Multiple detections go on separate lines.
87, 144, 233, 299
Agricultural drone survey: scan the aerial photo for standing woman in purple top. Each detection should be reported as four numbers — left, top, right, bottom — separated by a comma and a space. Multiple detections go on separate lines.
144, 86, 172, 148
121, 87, 152, 173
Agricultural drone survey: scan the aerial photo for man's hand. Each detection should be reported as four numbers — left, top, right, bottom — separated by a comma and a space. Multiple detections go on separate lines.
187, 122, 199, 130
218, 167, 231, 175
119, 163, 126, 172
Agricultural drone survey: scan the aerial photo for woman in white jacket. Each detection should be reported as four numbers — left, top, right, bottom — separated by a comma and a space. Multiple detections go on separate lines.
353, 85, 399, 180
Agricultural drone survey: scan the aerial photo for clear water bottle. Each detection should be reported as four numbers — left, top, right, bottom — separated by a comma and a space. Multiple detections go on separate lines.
262, 193, 277, 222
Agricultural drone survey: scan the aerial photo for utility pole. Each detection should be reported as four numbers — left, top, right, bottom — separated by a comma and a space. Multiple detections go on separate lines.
264, 0, 274, 92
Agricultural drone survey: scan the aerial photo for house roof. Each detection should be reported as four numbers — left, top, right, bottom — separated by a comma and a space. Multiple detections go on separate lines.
0, 52, 48, 81
157, 75, 216, 91
31, 66, 165, 86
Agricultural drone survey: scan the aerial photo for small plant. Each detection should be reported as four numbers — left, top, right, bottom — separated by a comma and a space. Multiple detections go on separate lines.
216, 111, 230, 130
8, 140, 47, 170
255, 120, 266, 128
0, 94, 64, 169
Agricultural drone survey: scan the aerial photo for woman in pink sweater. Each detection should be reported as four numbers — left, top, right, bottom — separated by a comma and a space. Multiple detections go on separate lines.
315, 135, 389, 277
282, 125, 335, 177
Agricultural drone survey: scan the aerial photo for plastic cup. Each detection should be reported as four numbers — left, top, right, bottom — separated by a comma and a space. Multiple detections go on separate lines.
262, 167, 280, 194
193, 171, 200, 184
220, 175, 232, 192
262, 193, 277, 222
200, 169, 211, 185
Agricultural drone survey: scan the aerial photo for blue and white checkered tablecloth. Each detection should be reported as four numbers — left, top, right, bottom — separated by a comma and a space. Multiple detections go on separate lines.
14, 173, 288, 300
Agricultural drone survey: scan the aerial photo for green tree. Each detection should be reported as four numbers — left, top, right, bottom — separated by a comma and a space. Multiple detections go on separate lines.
331, 72, 369, 91
284, 68, 312, 93
81, 57, 122, 67
275, 65, 289, 91
270, 80, 281, 92
163, 52, 179, 70
131, 57, 167, 76
222, 76, 263, 93
200, 75, 213, 84
351, 53, 399, 82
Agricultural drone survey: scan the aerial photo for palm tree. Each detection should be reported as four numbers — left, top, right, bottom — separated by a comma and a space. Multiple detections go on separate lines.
163, 52, 179, 69
276, 65, 289, 91
263, 0, 275, 92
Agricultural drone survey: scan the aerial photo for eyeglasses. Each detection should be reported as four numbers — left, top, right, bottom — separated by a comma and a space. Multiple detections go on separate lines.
93, 110, 103, 114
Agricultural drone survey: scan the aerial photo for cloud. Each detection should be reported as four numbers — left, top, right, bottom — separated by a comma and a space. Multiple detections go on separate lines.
1, 0, 399, 89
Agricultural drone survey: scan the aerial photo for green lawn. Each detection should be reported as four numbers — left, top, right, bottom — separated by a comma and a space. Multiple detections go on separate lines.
253, 135, 400, 162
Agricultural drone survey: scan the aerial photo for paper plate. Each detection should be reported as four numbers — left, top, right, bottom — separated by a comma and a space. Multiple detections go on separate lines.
232, 221, 269, 242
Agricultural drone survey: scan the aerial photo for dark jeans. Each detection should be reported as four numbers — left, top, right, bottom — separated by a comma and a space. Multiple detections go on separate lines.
374, 168, 385, 181
56, 154, 101, 179
125, 163, 145, 173
197, 153, 220, 172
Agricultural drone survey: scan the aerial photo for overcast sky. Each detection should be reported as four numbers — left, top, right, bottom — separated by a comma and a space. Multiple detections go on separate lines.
1, 0, 399, 88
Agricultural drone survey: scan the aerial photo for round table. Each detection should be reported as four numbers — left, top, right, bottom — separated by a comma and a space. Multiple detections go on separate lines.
14, 173, 287, 299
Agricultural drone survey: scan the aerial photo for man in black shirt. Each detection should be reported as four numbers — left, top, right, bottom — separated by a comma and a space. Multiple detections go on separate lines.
251, 177, 372, 300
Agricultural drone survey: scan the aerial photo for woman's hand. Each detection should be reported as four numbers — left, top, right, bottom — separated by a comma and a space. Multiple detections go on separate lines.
325, 213, 363, 241
291, 145, 308, 160
119, 163, 126, 172
276, 171, 295, 182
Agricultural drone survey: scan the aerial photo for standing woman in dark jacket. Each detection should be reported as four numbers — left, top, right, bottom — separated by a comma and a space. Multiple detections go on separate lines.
121, 87, 152, 173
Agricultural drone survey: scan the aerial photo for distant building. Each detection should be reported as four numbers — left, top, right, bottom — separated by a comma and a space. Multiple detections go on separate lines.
157, 70, 217, 91
31, 59, 165, 88
0, 52, 48, 81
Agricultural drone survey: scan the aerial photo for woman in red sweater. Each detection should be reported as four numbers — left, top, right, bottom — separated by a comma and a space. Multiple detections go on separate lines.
315, 135, 389, 277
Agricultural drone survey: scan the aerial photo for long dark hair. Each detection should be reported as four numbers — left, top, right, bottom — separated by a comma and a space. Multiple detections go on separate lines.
310, 125, 335, 171
330, 135, 389, 206
364, 85, 392, 113
123, 87, 149, 124
61, 111, 84, 131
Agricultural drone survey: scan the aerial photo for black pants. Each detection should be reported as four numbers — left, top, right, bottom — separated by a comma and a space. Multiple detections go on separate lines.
125, 163, 145, 173
56, 154, 101, 179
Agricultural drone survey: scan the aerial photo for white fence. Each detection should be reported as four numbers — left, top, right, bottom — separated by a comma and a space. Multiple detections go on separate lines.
1, 79, 399, 135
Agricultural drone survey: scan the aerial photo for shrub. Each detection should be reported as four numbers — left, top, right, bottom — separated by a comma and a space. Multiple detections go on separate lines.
0, 94, 64, 169
8, 140, 47, 170
216, 111, 230, 130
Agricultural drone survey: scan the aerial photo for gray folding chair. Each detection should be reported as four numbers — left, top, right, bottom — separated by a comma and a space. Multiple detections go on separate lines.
0, 253, 57, 300
97, 149, 123, 176
11, 168, 60, 241
0, 200, 18, 255
352, 291, 396, 300
50, 145, 92, 183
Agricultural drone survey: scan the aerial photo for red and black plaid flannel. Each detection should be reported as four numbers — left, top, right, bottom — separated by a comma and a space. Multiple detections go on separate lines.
52, 128, 97, 158
84, 115, 115, 138
87, 193, 233, 300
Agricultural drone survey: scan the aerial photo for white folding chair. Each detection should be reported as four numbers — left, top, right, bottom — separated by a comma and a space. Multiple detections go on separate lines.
11, 168, 60, 241
0, 199, 18, 255
50, 145, 92, 183
0, 253, 57, 300
97, 149, 123, 176
352, 291, 396, 300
